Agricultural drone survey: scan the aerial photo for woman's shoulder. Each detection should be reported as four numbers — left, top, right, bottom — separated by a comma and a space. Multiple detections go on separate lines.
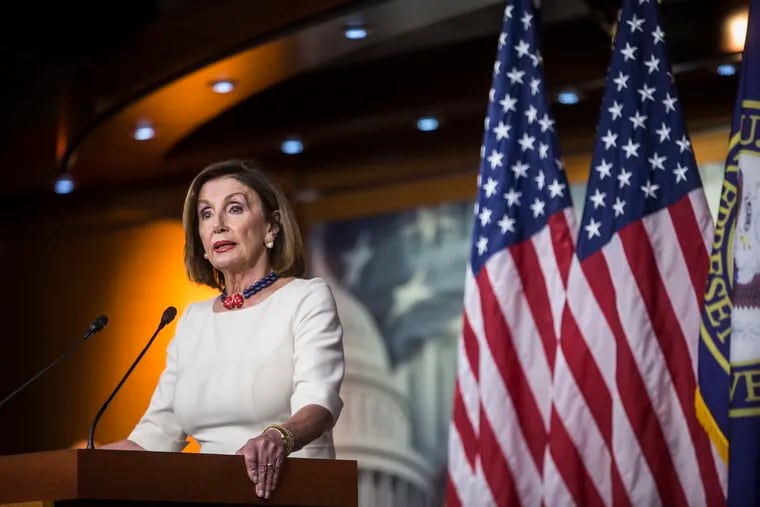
282, 276, 334, 296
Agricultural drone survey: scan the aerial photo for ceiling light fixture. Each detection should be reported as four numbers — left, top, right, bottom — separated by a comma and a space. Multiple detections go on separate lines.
54, 173, 74, 194
281, 137, 304, 155
717, 63, 737, 76
344, 26, 368, 40
416, 116, 440, 132
133, 122, 155, 141
211, 79, 236, 94
557, 90, 580, 105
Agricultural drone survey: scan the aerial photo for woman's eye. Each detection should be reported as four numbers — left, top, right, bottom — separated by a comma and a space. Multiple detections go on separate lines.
228, 204, 243, 214
199, 210, 212, 220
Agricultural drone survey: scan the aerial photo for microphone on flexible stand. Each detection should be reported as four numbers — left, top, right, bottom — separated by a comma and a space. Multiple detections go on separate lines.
0, 315, 109, 410
87, 306, 177, 449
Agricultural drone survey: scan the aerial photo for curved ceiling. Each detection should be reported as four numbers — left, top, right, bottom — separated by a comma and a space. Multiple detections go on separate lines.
0, 0, 747, 201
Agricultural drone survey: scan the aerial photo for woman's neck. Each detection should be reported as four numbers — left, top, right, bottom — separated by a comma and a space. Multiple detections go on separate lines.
223, 266, 272, 294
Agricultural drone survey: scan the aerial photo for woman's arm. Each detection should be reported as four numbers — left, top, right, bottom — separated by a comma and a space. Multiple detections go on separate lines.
97, 439, 145, 451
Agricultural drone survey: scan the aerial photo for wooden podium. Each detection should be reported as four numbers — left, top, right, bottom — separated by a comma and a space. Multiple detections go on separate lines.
0, 449, 357, 506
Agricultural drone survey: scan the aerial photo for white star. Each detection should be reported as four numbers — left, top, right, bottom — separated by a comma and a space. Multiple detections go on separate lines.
662, 93, 678, 113
487, 150, 504, 169
530, 77, 541, 95
511, 161, 529, 179
548, 178, 566, 198
613, 197, 626, 216
480, 145, 485, 158
500, 94, 518, 112
644, 55, 660, 74
518, 133, 535, 151
596, 159, 613, 179
613, 72, 629, 91
530, 51, 542, 67
601, 130, 618, 149
673, 163, 689, 183
535, 170, 545, 190
478, 207, 492, 226
484, 116, 490, 129
621, 43, 637, 61
555, 158, 565, 171
489, 88, 495, 102
589, 189, 607, 209
676, 134, 692, 153
503, 188, 522, 206
483, 177, 499, 197
493, 121, 511, 140
608, 101, 624, 120
539, 142, 549, 159
627, 14, 645, 33
391, 270, 433, 317
655, 122, 671, 142
622, 139, 640, 158
538, 113, 555, 132
648, 152, 666, 170
498, 215, 516, 234
585, 218, 602, 239
641, 180, 660, 199
498, 32, 507, 49
505, 5, 513, 19
521, 12, 533, 30
618, 168, 632, 188
629, 110, 648, 130
515, 39, 531, 57
530, 197, 546, 218
637, 84, 656, 102
507, 67, 526, 84
476, 236, 488, 255
652, 25, 665, 44
525, 105, 538, 123
493, 60, 502, 76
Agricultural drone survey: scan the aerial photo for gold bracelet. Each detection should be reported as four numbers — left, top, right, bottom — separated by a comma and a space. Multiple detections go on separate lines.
263, 424, 294, 455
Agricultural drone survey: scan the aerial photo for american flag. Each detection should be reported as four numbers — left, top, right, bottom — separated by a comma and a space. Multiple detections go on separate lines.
548, 0, 726, 505
445, 0, 576, 505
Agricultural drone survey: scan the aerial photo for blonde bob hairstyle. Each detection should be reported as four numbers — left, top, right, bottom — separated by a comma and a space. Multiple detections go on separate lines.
182, 159, 305, 290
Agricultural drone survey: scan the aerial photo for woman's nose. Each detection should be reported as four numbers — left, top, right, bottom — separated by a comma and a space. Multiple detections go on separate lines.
212, 215, 227, 233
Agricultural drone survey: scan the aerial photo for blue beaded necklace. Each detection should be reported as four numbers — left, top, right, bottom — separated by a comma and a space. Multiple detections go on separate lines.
220, 271, 279, 310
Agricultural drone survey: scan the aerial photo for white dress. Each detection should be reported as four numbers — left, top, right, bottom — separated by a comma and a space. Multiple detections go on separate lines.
128, 277, 345, 457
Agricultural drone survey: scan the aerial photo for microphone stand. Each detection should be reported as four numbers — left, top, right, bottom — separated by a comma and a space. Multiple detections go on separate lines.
87, 307, 176, 449
0, 315, 108, 410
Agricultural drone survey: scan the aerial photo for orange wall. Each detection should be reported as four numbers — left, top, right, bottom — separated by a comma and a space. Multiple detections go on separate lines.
0, 216, 211, 453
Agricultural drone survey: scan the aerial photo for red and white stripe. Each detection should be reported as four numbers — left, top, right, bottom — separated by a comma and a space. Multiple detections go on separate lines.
447, 210, 576, 506
548, 189, 727, 506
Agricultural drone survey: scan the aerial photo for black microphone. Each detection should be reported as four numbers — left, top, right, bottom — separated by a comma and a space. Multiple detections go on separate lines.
0, 315, 108, 410
87, 306, 177, 449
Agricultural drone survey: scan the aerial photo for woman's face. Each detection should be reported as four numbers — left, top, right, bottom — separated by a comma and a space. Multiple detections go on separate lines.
197, 176, 275, 275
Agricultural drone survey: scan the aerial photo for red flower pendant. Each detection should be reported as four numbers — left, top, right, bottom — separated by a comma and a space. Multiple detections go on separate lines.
222, 293, 244, 310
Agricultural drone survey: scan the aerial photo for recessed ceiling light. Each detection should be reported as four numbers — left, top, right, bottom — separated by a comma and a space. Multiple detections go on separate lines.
557, 90, 580, 105
344, 26, 368, 40
54, 173, 74, 194
717, 63, 736, 76
416, 116, 440, 132
133, 123, 155, 141
281, 137, 304, 155
211, 79, 236, 94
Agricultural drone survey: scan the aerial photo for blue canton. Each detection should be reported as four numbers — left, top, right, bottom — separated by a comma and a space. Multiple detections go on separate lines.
470, 0, 573, 275
576, 0, 704, 260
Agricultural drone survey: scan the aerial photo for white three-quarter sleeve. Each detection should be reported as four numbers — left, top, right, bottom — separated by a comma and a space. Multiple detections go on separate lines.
127, 324, 188, 452
290, 278, 345, 423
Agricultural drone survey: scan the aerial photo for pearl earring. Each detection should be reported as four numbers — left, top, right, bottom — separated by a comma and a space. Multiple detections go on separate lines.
265, 240, 274, 249
203, 252, 208, 259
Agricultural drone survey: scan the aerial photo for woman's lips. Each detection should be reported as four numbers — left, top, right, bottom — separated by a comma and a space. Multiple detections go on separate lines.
213, 241, 235, 252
